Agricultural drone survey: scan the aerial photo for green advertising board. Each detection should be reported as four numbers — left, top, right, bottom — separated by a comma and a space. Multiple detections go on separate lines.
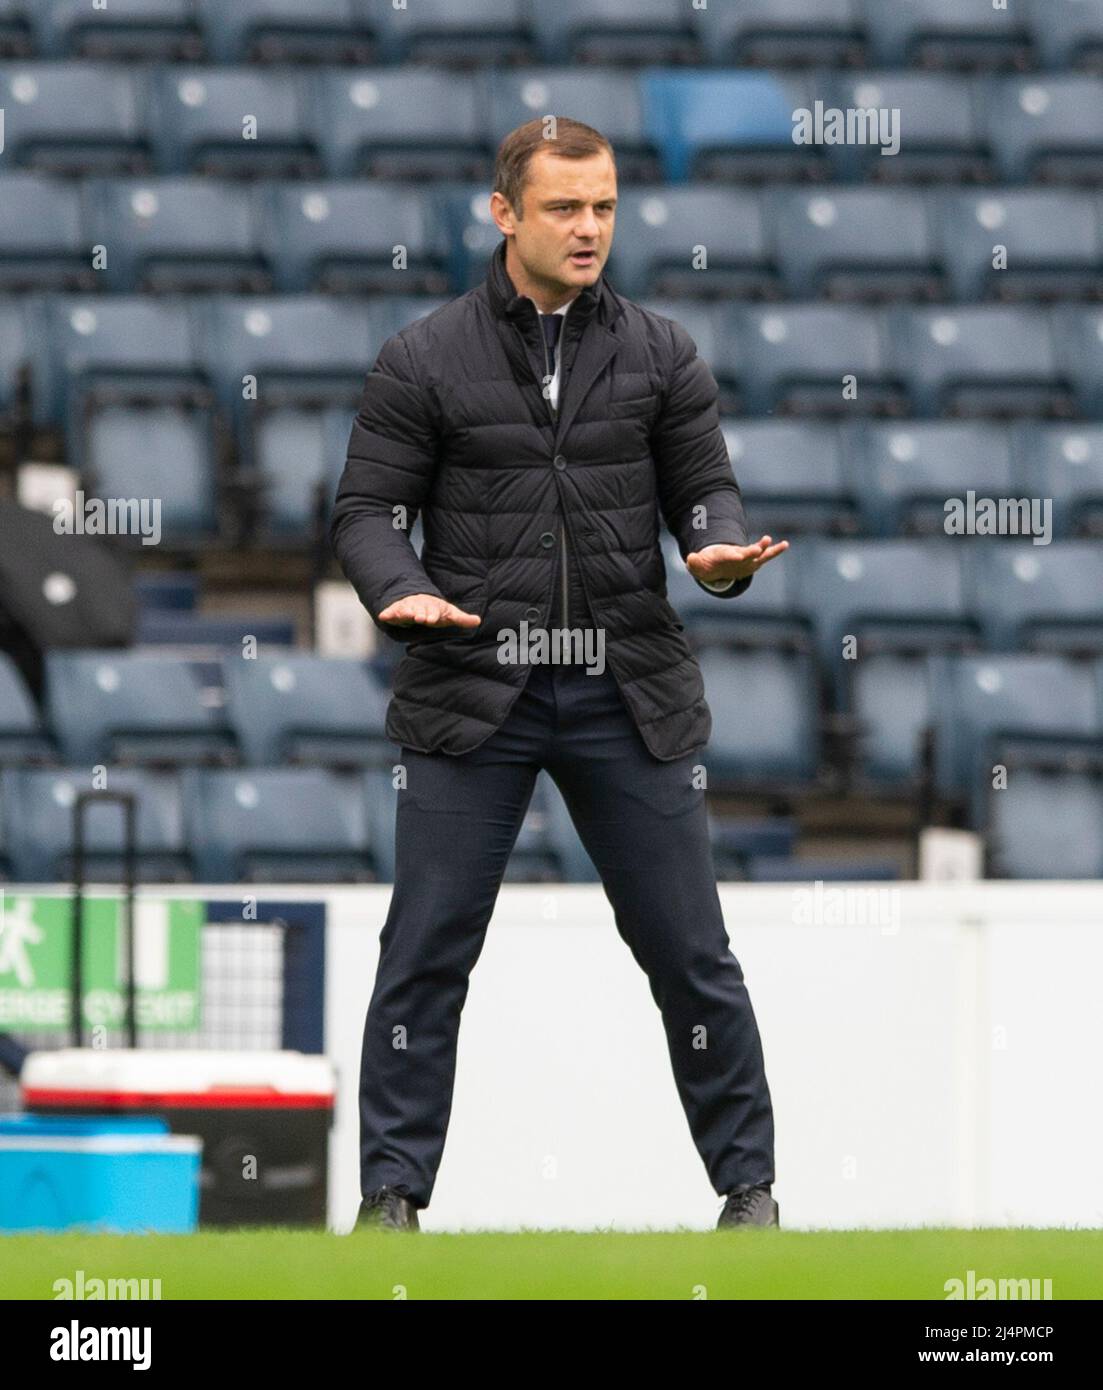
0, 894, 202, 1031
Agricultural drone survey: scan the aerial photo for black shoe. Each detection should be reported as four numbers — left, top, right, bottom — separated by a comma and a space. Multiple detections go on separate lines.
356, 1184, 421, 1232
717, 1183, 779, 1229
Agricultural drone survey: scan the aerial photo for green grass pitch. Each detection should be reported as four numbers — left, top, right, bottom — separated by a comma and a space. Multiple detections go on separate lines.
3, 1228, 1100, 1299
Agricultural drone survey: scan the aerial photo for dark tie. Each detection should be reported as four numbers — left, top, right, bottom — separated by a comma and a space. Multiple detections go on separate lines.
540, 312, 563, 374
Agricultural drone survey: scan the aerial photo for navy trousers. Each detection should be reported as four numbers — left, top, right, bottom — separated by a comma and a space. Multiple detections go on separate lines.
359, 660, 775, 1208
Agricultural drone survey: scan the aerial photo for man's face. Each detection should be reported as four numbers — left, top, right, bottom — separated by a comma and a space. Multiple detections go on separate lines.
494, 146, 617, 302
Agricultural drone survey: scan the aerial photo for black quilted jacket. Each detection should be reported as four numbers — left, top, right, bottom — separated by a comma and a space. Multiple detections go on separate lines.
330, 238, 754, 761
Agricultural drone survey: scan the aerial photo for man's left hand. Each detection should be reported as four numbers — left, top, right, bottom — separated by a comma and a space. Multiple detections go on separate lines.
686, 535, 790, 583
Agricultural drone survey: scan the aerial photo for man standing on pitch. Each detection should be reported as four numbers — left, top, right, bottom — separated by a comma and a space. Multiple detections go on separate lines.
331, 117, 789, 1232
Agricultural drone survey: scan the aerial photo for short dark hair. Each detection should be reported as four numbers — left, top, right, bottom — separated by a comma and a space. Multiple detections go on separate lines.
493, 117, 615, 219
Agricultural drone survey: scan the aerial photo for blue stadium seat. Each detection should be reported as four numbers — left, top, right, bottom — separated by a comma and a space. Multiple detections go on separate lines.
45, 651, 235, 766
821, 73, 991, 184
720, 419, 858, 535
984, 76, 1103, 184
642, 70, 822, 183
0, 651, 52, 765
485, 69, 661, 184
766, 187, 942, 302
972, 542, 1103, 655
934, 189, 1103, 302
257, 181, 450, 294
31, 0, 204, 61
1, 767, 191, 882
851, 652, 937, 790
1028, 0, 1103, 72
930, 653, 1102, 815
223, 654, 390, 766
987, 769, 1103, 878
698, 647, 821, 790
380, 0, 536, 67
85, 404, 220, 542
1016, 423, 1103, 536
662, 534, 808, 653
251, 404, 349, 536
884, 306, 1068, 418
728, 304, 900, 416
847, 421, 1015, 536
135, 613, 296, 647
0, 174, 93, 291
607, 186, 772, 299
186, 767, 376, 882
860, 0, 1034, 71
0, 62, 150, 175
85, 177, 268, 293
197, 295, 377, 429
150, 66, 318, 177
311, 67, 491, 180
709, 815, 798, 881
793, 540, 976, 695
1051, 306, 1103, 417
196, 0, 374, 65
531, 0, 701, 67
694, 0, 864, 68
28, 295, 204, 429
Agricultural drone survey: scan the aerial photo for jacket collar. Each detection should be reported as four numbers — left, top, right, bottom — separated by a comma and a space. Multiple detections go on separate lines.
485, 237, 617, 331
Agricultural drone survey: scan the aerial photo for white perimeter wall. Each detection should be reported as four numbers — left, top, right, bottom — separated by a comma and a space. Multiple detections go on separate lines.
323, 881, 1103, 1233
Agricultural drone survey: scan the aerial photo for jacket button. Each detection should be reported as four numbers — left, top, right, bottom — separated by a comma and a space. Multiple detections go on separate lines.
524, 606, 541, 621
553, 454, 567, 470
539, 531, 555, 547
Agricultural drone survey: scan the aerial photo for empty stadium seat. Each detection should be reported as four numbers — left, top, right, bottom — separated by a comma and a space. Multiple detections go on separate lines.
984, 75, 1103, 183
382, 0, 536, 67
1, 766, 191, 881
1051, 305, 1103, 417
766, 187, 943, 301
860, 0, 1034, 71
85, 177, 269, 292
851, 651, 936, 790
694, 0, 865, 68
486, 69, 662, 184
198, 295, 377, 429
0, 62, 150, 175
223, 654, 390, 765
531, 0, 702, 67
28, 295, 205, 429
1016, 423, 1103, 536
45, 651, 235, 765
150, 66, 318, 177
884, 306, 1069, 418
934, 188, 1103, 302
1028, 0, 1103, 72
698, 646, 821, 789
793, 540, 976, 695
987, 768, 1103, 878
642, 70, 824, 183
728, 304, 901, 416
709, 815, 798, 881
821, 73, 991, 184
607, 186, 774, 299
930, 653, 1101, 811
0, 174, 94, 291
185, 767, 376, 881
312, 67, 490, 181
972, 541, 1103, 654
721, 419, 858, 535
196, 0, 374, 65
847, 421, 1015, 536
0, 651, 52, 765
85, 404, 220, 541
0, 1, 30, 58
251, 404, 349, 536
257, 181, 450, 294
31, 0, 204, 61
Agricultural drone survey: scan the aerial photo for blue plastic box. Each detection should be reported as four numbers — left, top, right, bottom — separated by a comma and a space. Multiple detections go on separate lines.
0, 1115, 201, 1234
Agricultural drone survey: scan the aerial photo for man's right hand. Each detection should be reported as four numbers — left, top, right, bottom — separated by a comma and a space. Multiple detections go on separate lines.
377, 594, 481, 629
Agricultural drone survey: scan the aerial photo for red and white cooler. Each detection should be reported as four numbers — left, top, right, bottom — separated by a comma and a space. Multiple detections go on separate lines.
22, 1049, 336, 1227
